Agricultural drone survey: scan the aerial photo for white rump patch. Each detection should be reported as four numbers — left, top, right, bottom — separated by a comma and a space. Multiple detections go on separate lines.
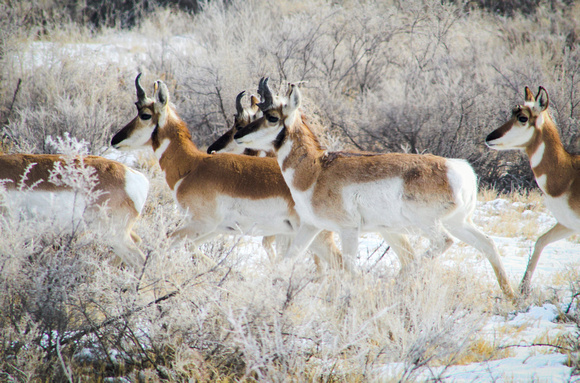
124, 167, 149, 214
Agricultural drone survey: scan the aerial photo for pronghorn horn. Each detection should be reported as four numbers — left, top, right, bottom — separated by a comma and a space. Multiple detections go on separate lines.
235, 91, 246, 116
135, 73, 147, 103
257, 77, 273, 111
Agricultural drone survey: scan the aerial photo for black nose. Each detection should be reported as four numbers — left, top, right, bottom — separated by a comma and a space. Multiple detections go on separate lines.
111, 130, 127, 147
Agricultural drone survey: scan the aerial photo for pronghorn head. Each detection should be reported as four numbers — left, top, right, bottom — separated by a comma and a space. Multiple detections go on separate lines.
234, 77, 302, 152
486, 86, 549, 150
206, 91, 262, 154
111, 74, 171, 151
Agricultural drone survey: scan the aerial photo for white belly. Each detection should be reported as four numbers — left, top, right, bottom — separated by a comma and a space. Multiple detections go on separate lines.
5, 190, 93, 228
214, 196, 297, 236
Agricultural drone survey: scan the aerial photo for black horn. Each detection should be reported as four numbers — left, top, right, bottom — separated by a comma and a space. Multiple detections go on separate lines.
257, 77, 273, 111
135, 73, 147, 103
235, 91, 246, 116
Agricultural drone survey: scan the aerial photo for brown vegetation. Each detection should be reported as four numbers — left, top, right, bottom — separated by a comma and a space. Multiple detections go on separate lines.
0, 0, 579, 381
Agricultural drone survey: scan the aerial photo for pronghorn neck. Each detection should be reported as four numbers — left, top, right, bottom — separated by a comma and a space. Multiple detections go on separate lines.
526, 111, 575, 197
277, 114, 324, 192
152, 108, 204, 190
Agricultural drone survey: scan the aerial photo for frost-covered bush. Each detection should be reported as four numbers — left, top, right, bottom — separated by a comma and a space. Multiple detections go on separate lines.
2, 0, 580, 380
2, 0, 579, 190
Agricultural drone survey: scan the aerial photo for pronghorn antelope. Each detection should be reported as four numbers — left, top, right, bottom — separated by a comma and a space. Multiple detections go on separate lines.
234, 78, 515, 298
111, 74, 343, 269
207, 91, 265, 156
486, 86, 580, 294
0, 153, 149, 269
207, 91, 338, 268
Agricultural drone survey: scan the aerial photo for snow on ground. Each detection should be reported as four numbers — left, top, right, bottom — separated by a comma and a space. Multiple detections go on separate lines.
227, 198, 580, 382
14, 32, 199, 72
17, 36, 579, 382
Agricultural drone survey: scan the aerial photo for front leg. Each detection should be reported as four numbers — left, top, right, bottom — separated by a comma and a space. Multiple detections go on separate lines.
520, 222, 574, 296
286, 224, 322, 259
339, 227, 360, 270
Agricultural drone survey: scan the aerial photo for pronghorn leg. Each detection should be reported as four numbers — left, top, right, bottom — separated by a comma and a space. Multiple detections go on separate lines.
110, 215, 146, 270
262, 235, 277, 261
520, 223, 574, 296
130, 230, 142, 245
309, 230, 348, 272
168, 223, 219, 266
285, 224, 323, 260
339, 227, 360, 271
379, 231, 416, 269
274, 234, 292, 259
420, 224, 454, 259
110, 234, 147, 270
169, 221, 219, 244
445, 220, 514, 299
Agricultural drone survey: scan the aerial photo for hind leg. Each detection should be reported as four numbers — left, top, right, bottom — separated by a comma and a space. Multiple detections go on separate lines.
309, 230, 347, 272
109, 213, 146, 270
446, 219, 514, 299
379, 231, 416, 269
420, 223, 454, 260
262, 235, 277, 261
169, 221, 219, 266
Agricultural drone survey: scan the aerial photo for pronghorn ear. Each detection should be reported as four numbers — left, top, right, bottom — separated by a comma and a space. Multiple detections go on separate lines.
524, 86, 535, 103
536, 87, 549, 112
285, 83, 301, 113
154, 81, 169, 108
250, 95, 260, 112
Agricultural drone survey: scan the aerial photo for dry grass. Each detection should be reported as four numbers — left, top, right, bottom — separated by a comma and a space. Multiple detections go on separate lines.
1, 0, 579, 381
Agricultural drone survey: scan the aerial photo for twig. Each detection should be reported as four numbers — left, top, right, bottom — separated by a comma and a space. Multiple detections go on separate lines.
0, 78, 21, 128
43, 290, 180, 350
497, 343, 571, 352
56, 334, 74, 383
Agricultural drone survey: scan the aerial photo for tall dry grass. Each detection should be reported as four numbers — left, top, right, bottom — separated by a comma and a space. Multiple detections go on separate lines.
1, 0, 579, 381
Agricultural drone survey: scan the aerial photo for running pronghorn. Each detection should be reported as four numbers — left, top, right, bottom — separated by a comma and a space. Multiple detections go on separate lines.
0, 153, 149, 269
486, 86, 580, 295
111, 74, 343, 269
233, 78, 514, 298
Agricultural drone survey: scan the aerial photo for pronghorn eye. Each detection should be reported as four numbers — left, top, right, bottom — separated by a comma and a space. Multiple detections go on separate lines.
518, 116, 528, 123
266, 114, 279, 123
140, 113, 152, 120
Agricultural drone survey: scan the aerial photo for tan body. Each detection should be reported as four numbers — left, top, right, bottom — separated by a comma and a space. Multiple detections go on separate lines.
111, 75, 342, 269
0, 153, 149, 268
207, 92, 336, 267
234, 78, 514, 297
486, 86, 580, 294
